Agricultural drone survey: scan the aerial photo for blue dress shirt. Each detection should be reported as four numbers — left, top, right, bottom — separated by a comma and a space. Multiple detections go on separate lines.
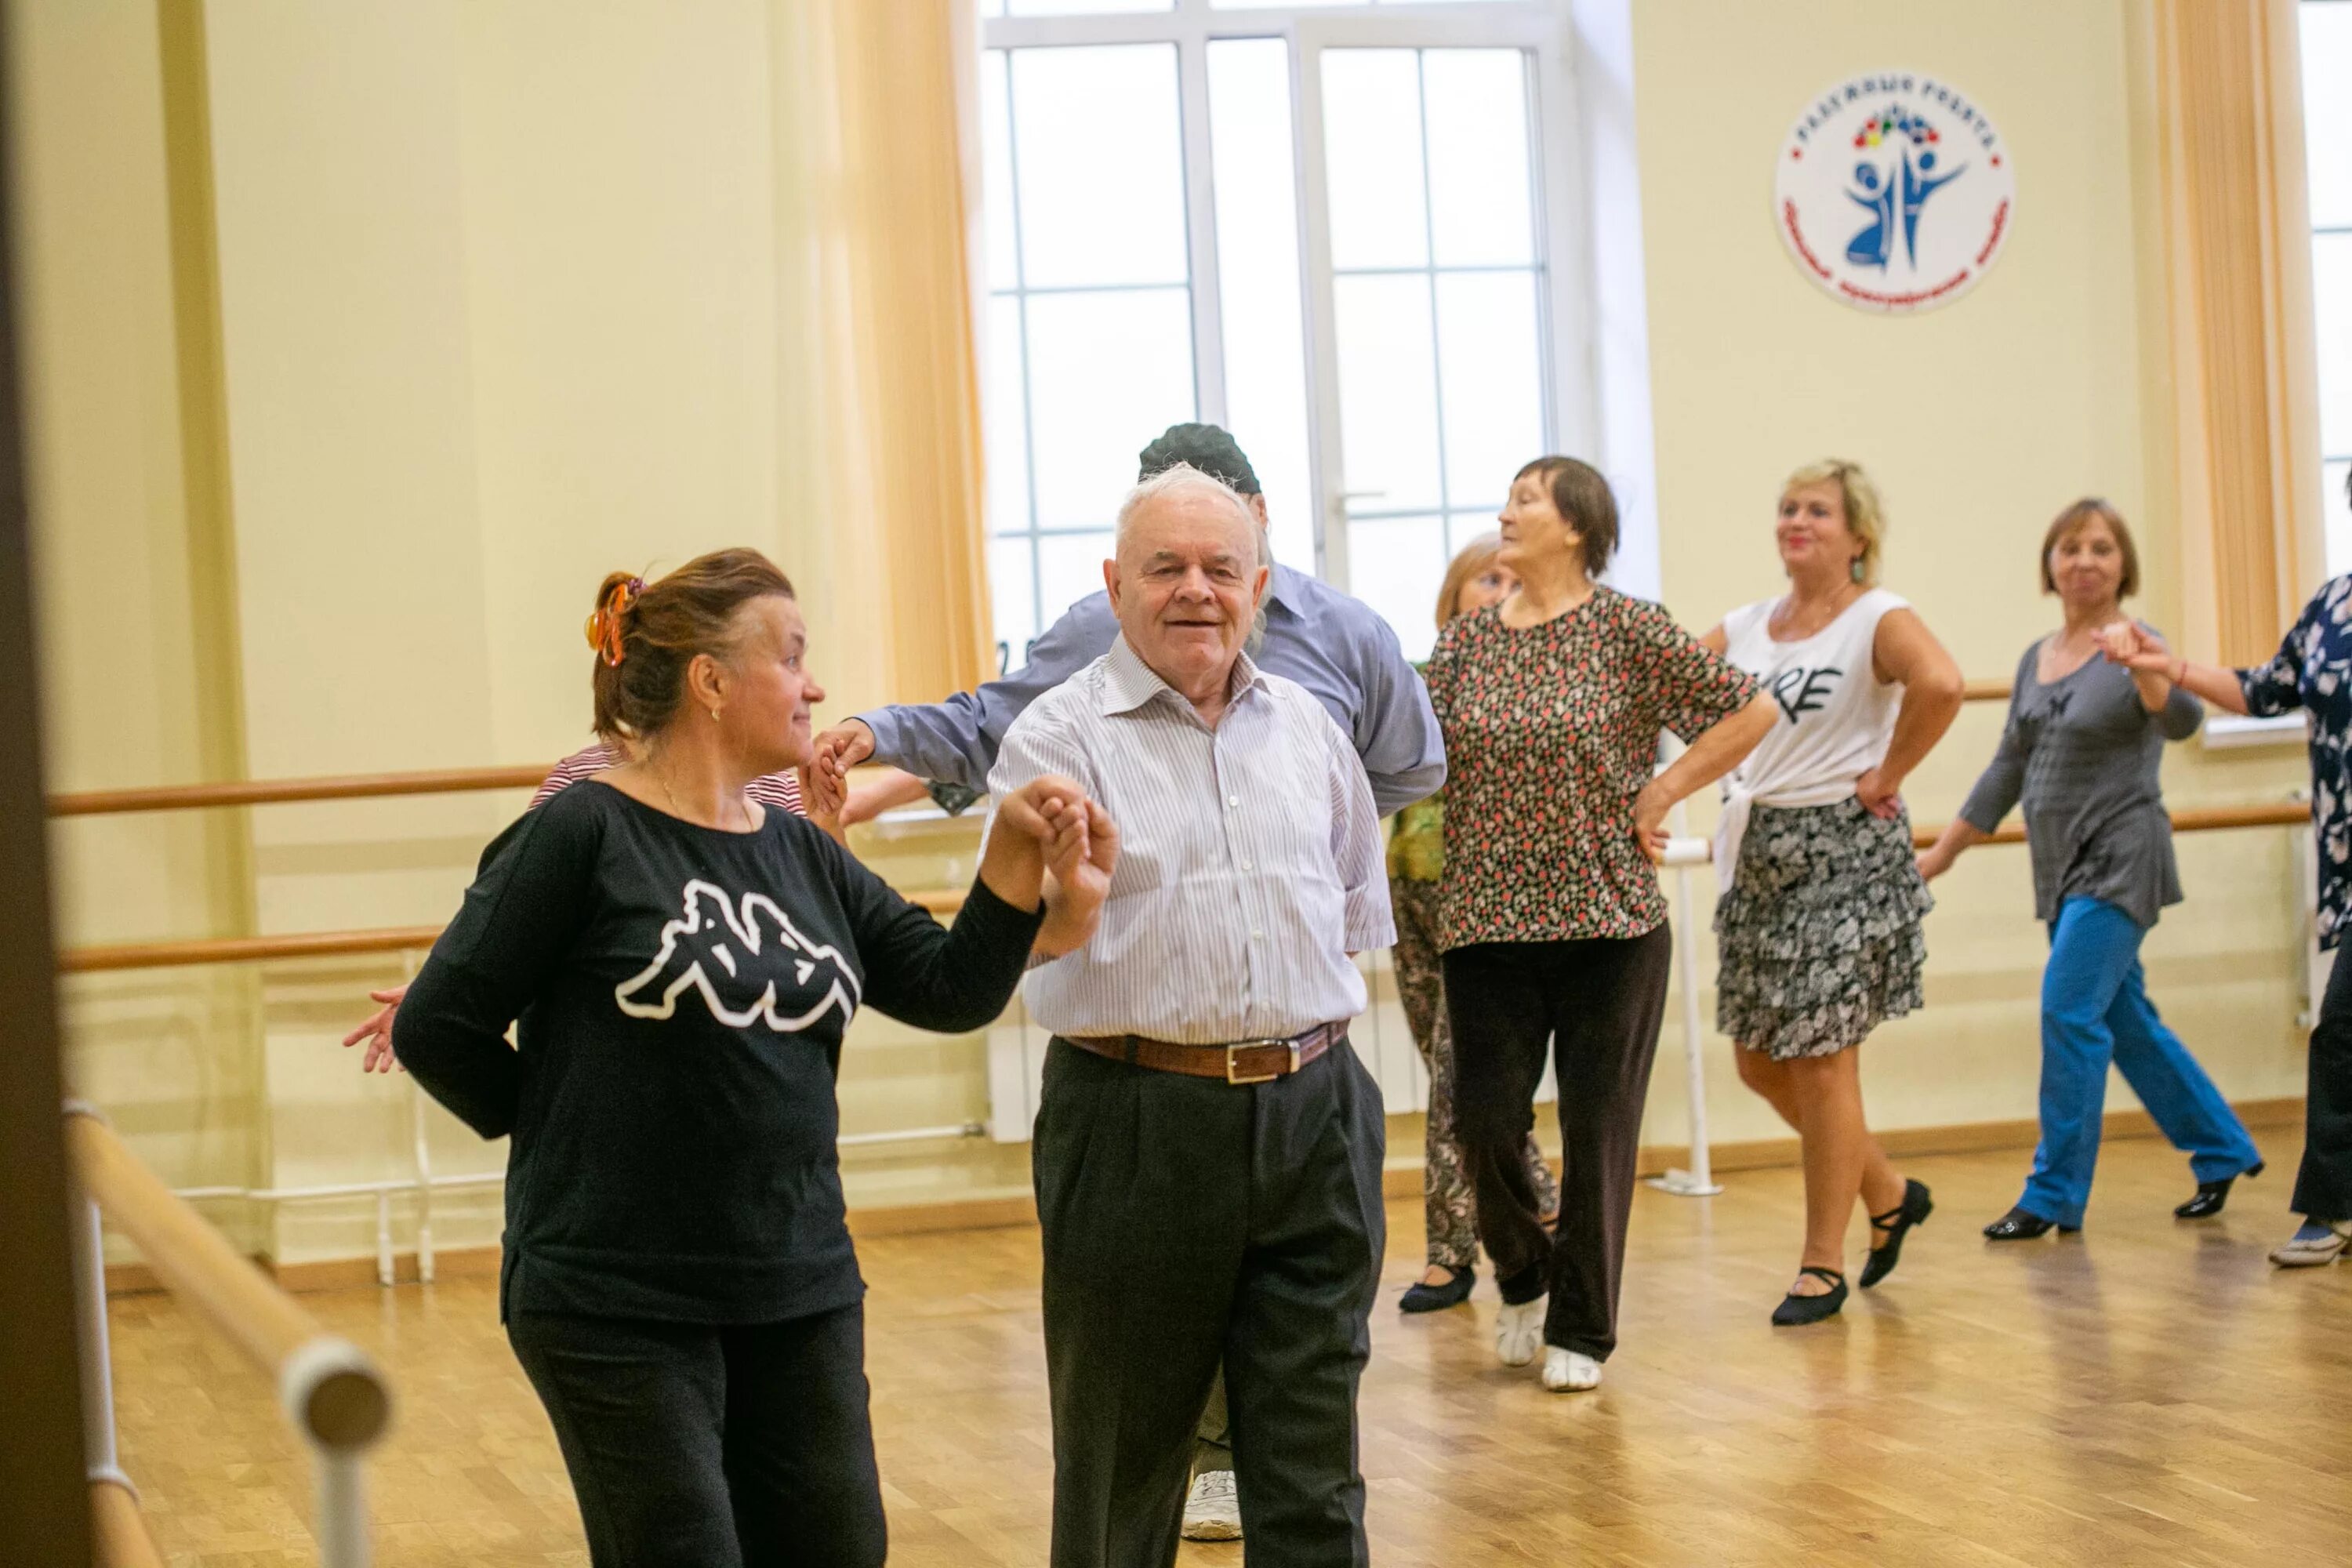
855, 562, 1446, 815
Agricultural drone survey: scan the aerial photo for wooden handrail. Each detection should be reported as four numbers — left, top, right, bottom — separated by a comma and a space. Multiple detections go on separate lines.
53, 804, 2316, 977
57, 888, 971, 974
42, 679, 2026, 820
64, 1112, 391, 1450
48, 763, 554, 817
89, 1476, 165, 1568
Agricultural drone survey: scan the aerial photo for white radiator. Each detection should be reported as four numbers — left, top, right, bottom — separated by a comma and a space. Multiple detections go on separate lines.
985, 949, 1559, 1143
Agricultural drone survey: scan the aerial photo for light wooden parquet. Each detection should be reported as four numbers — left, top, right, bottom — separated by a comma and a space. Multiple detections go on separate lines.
106, 1135, 2352, 1567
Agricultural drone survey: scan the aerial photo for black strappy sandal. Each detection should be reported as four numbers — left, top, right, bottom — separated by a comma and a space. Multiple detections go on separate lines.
1770, 1266, 1848, 1326
1860, 1178, 1933, 1289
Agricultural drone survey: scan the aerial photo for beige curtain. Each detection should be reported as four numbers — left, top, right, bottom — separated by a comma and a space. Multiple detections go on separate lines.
771, 0, 995, 720
2142, 0, 2326, 663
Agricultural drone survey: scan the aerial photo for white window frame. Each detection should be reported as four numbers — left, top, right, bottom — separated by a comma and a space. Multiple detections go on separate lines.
978, 0, 1653, 609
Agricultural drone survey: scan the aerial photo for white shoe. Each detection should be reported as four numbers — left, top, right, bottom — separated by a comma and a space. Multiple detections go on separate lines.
2270, 1220, 2352, 1268
1181, 1470, 1242, 1541
1541, 1347, 1602, 1392
1495, 1298, 1546, 1367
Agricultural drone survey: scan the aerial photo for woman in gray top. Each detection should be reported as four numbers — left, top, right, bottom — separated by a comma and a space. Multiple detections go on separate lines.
1918, 499, 2263, 1236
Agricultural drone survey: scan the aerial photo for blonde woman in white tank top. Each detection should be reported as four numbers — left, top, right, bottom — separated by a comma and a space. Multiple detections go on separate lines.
1696, 460, 1965, 1327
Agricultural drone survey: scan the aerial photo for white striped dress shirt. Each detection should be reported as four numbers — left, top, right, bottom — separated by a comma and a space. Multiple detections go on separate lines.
987, 634, 1394, 1044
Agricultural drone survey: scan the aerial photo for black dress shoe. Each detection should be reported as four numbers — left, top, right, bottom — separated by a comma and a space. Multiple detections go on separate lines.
1860, 1178, 1933, 1289
1982, 1206, 2078, 1240
1399, 1266, 1475, 1313
2176, 1161, 2263, 1219
1770, 1266, 1848, 1326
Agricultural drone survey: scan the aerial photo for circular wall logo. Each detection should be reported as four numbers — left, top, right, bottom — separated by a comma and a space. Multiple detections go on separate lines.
1775, 72, 2015, 314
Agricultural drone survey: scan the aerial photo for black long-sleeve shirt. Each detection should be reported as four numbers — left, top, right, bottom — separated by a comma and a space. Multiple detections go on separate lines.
394, 779, 1041, 1324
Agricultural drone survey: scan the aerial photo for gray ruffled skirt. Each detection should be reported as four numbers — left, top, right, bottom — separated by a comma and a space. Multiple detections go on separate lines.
1713, 797, 1932, 1060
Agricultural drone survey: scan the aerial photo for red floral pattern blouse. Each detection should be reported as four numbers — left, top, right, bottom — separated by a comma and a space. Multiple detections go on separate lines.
1425, 587, 1757, 949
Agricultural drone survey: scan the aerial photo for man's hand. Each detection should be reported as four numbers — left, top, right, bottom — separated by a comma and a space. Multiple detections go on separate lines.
807, 720, 876, 820
1038, 800, 1117, 957
342, 984, 410, 1073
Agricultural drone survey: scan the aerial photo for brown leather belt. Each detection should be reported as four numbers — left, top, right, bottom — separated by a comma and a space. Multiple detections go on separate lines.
1062, 1021, 1345, 1084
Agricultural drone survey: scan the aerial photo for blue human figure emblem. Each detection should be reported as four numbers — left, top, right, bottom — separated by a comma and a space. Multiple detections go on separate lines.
1899, 148, 1965, 263
1845, 162, 1894, 270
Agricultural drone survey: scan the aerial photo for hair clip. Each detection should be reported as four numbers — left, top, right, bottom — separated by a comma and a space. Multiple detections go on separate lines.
584, 576, 644, 667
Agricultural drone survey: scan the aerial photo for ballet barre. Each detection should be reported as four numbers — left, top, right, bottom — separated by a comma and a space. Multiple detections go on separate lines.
66, 1102, 392, 1568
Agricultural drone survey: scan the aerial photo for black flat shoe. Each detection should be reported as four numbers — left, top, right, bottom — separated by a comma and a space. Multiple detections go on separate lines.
2176, 1161, 2263, 1219
1982, 1206, 2078, 1240
1399, 1266, 1475, 1313
1860, 1178, 1933, 1289
1770, 1266, 1848, 1326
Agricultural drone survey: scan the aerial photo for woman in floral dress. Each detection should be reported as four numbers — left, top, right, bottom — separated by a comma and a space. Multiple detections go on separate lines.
1393, 535, 1559, 1314
1428, 456, 1774, 1393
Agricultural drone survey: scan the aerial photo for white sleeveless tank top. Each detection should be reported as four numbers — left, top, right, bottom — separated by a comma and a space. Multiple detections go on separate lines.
1713, 588, 1908, 891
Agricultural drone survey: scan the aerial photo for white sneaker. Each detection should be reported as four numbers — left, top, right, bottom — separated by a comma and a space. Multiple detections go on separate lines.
1495, 1298, 1546, 1367
1541, 1347, 1602, 1392
1181, 1470, 1242, 1541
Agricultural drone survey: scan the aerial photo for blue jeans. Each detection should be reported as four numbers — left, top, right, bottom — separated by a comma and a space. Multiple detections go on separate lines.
2020, 897, 2262, 1228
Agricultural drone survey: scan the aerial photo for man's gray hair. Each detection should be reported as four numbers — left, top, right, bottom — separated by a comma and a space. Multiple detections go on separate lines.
1112, 462, 1259, 560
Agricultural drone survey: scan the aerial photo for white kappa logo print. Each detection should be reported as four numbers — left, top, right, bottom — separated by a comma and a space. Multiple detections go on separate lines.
613, 880, 862, 1033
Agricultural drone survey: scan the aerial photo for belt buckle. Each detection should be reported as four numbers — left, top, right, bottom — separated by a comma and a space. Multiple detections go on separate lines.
1225, 1038, 1300, 1085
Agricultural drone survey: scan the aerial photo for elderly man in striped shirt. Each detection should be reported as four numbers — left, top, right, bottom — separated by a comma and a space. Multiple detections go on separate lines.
988, 463, 1394, 1568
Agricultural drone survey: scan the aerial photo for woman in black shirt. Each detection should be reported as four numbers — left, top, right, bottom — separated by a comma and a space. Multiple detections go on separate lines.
395, 550, 1110, 1568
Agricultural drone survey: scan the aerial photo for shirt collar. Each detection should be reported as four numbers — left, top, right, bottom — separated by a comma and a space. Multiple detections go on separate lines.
1101, 632, 1269, 718
1266, 561, 1307, 617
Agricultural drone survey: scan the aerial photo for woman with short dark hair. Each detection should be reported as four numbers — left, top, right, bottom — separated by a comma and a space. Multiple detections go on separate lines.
394, 549, 1112, 1567
1922, 500, 2261, 1242
1429, 457, 1776, 1392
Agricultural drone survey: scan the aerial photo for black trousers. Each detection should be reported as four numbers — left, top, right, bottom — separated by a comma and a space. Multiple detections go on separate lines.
507, 1302, 884, 1568
1445, 926, 1674, 1361
1034, 1035, 1385, 1568
2299, 948, 2352, 1220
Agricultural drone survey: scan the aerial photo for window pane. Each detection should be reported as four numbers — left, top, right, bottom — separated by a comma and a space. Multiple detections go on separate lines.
1321, 50, 1428, 270
1011, 45, 1188, 289
981, 52, 1019, 286
1036, 531, 1116, 632
990, 536, 1036, 660
1333, 274, 1443, 513
1025, 287, 1196, 531
1447, 511, 1501, 561
1347, 515, 1448, 662
1423, 50, 1535, 267
1208, 38, 1316, 573
2315, 232, 2352, 456
2303, 1, 2352, 228
1436, 270, 1545, 506
1008, 0, 1171, 14
985, 295, 1031, 535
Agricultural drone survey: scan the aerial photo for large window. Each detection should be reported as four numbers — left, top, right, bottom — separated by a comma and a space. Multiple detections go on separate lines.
977, 1, 1588, 664
2303, 1, 2352, 570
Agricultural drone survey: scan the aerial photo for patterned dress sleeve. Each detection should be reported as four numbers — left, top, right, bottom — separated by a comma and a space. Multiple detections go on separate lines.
1628, 596, 1760, 740
2238, 592, 2321, 717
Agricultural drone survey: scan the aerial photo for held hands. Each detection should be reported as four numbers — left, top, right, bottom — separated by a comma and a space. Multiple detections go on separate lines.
1040, 798, 1119, 956
342, 983, 410, 1073
2096, 619, 2174, 676
1855, 766, 1903, 821
804, 720, 877, 821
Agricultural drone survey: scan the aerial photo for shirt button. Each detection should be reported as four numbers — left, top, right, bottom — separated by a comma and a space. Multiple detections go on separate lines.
1227, 795, 1240, 808
1252, 928, 1265, 939
1241, 858, 1254, 872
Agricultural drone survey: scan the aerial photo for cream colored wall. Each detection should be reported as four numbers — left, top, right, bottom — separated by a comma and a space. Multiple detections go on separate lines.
1630, 0, 2312, 1156
11, 1, 2316, 1274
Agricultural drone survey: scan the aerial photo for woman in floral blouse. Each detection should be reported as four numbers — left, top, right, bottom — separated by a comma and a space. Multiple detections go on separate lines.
1392, 534, 1559, 1315
2100, 470, 2352, 1268
1427, 457, 1776, 1392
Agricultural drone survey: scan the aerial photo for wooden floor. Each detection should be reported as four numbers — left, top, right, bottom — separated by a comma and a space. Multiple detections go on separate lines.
108, 1134, 2352, 1567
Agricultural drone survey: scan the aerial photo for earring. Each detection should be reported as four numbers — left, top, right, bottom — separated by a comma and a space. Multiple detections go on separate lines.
1849, 557, 1864, 584
710, 707, 721, 723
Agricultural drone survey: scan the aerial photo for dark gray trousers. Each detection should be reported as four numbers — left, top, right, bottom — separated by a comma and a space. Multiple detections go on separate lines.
1034, 1035, 1385, 1568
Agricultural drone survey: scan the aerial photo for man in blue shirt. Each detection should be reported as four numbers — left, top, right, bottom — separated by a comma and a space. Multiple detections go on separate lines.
809, 423, 1445, 824
808, 423, 1442, 1543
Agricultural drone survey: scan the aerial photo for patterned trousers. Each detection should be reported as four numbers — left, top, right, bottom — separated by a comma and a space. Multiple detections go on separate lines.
1391, 875, 1559, 1269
